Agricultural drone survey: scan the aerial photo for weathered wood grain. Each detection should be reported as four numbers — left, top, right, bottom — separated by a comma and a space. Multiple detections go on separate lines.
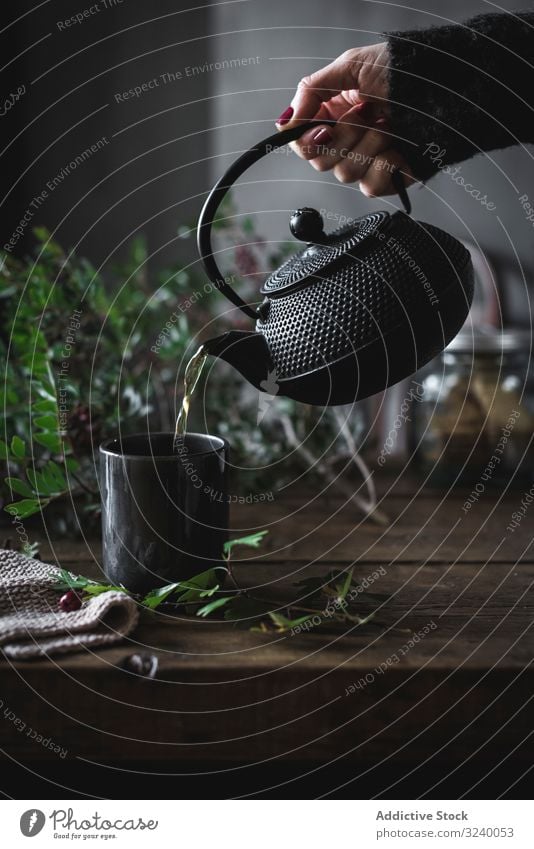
0, 490, 532, 789
28, 491, 534, 568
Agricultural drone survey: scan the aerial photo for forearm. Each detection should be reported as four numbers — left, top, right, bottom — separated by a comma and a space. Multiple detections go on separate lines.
386, 12, 534, 180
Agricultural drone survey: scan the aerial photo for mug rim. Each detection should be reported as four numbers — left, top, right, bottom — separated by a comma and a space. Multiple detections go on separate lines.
99, 431, 225, 460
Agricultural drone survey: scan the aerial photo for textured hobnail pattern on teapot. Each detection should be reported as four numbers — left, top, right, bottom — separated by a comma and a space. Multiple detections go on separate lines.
257, 218, 472, 380
261, 211, 390, 294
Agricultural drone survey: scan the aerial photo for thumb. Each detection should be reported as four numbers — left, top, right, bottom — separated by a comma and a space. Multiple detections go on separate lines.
280, 52, 361, 124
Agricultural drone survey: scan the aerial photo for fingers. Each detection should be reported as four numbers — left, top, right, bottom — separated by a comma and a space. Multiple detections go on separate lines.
292, 101, 376, 165
276, 49, 362, 125
359, 151, 415, 197
330, 127, 390, 182
273, 44, 412, 198
287, 101, 338, 160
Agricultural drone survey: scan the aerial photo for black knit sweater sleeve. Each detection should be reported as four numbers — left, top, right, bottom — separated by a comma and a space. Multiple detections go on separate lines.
386, 11, 534, 181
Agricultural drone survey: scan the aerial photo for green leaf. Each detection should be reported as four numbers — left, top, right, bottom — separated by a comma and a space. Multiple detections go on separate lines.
42, 460, 67, 491
10, 435, 25, 459
84, 583, 129, 597
267, 611, 311, 632
0, 387, 19, 406
33, 432, 62, 453
21, 352, 48, 372
5, 498, 48, 519
34, 384, 56, 402
25, 468, 41, 493
223, 530, 268, 557
32, 399, 58, 414
26, 467, 59, 496
38, 471, 61, 495
141, 582, 183, 610
54, 568, 88, 590
175, 567, 223, 601
23, 541, 41, 559
4, 477, 34, 498
141, 568, 224, 609
51, 569, 102, 592
33, 415, 58, 430
196, 596, 233, 618
32, 374, 55, 395
337, 567, 354, 602
0, 439, 8, 460
64, 457, 80, 473
33, 226, 53, 244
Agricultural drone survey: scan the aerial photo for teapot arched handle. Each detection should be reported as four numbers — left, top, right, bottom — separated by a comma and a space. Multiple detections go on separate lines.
197, 121, 411, 320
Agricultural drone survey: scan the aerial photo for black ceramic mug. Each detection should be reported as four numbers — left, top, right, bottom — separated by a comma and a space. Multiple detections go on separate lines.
99, 432, 228, 593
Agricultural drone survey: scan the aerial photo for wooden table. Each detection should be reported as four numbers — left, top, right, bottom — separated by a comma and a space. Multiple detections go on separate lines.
1, 478, 533, 798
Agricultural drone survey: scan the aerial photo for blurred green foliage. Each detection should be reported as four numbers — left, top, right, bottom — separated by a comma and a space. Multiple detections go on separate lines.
0, 198, 365, 534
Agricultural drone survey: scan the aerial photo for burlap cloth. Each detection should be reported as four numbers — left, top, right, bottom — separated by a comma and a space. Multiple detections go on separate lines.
0, 548, 139, 659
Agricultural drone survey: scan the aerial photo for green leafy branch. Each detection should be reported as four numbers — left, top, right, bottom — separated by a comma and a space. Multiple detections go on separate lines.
51, 531, 384, 634
1, 319, 82, 519
2, 391, 81, 519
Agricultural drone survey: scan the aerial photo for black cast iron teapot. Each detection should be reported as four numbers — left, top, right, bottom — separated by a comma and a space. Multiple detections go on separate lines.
198, 121, 474, 406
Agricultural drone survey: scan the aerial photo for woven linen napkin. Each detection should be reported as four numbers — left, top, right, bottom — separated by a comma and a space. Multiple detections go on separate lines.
0, 548, 139, 659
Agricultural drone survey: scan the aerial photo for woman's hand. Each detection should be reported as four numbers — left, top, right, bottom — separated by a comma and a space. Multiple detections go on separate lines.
276, 44, 415, 197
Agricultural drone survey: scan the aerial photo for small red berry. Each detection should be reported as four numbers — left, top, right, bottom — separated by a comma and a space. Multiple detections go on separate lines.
59, 590, 82, 612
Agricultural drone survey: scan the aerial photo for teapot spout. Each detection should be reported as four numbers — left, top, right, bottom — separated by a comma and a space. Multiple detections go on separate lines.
203, 330, 275, 391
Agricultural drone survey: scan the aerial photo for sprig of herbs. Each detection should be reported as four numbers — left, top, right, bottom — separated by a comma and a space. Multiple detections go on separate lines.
50, 532, 384, 634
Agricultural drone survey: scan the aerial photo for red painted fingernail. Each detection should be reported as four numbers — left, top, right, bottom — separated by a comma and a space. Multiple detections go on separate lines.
277, 106, 294, 125
312, 127, 333, 146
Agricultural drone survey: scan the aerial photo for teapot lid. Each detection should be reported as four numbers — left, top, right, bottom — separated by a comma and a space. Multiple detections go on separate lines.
262, 208, 391, 295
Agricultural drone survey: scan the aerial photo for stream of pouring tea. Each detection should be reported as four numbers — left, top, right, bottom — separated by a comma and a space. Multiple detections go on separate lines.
173, 345, 208, 448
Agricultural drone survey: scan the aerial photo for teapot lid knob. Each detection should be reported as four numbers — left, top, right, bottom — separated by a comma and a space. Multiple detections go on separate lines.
289, 207, 326, 243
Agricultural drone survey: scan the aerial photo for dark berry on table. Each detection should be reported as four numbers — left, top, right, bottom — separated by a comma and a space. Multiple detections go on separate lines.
59, 590, 82, 612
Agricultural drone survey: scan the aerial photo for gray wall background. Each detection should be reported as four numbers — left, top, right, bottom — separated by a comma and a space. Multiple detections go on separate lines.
6, 0, 533, 323
7, 0, 215, 270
